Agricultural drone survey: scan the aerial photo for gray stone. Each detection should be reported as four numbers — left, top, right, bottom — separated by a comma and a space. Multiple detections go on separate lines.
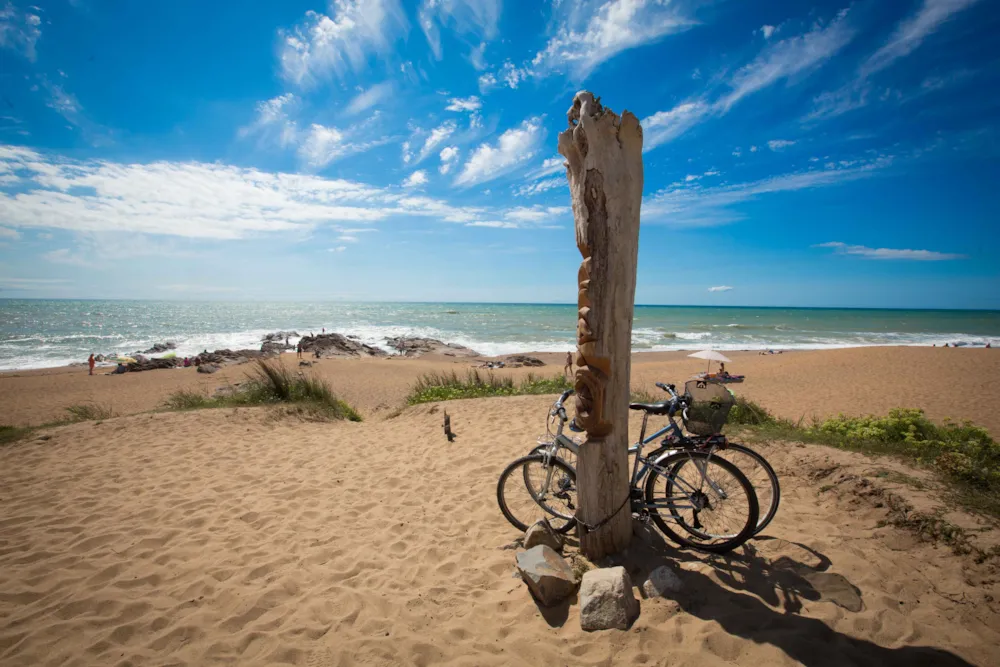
642, 566, 683, 598
197, 363, 219, 374
579, 567, 640, 631
523, 519, 563, 552
515, 545, 577, 606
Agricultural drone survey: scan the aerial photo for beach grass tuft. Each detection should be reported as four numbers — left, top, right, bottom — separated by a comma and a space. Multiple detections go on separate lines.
65, 403, 117, 421
407, 371, 572, 404
0, 425, 35, 447
164, 360, 362, 422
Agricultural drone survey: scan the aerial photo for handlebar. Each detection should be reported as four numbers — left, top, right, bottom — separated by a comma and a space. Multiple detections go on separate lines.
552, 388, 575, 422
656, 382, 678, 397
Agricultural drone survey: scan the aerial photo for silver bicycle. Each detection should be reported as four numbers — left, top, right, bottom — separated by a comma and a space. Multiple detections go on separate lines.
526, 382, 780, 535
497, 389, 759, 553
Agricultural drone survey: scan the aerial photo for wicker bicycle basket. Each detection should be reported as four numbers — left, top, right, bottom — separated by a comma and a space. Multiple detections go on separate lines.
682, 379, 736, 436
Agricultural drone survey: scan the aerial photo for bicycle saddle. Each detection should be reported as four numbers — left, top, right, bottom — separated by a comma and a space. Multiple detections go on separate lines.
628, 401, 672, 415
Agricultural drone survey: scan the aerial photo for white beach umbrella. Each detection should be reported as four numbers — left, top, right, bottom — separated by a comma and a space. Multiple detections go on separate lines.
688, 349, 731, 373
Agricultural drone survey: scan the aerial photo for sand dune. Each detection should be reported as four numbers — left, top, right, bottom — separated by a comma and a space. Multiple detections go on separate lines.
1, 396, 997, 666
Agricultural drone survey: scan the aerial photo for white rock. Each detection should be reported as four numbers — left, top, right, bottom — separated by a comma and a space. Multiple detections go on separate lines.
642, 566, 683, 598
515, 545, 578, 607
523, 519, 563, 552
579, 566, 640, 631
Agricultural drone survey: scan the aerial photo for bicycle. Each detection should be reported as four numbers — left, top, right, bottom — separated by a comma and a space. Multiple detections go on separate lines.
497, 389, 760, 553
527, 381, 780, 535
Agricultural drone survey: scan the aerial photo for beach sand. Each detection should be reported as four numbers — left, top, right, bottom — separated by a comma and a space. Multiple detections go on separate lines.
1, 395, 998, 666
2, 346, 999, 435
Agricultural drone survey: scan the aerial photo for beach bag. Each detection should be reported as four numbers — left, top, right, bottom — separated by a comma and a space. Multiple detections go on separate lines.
683, 379, 735, 436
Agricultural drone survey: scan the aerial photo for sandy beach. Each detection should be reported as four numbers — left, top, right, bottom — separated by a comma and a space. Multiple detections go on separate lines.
2, 346, 999, 435
2, 347, 999, 666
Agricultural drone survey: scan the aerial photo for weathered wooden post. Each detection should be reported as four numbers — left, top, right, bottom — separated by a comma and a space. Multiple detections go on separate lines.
557, 91, 643, 560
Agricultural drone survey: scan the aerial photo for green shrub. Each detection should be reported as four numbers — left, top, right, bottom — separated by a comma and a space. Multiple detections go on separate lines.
728, 396, 782, 426
163, 390, 212, 410
407, 371, 572, 404
807, 409, 1000, 490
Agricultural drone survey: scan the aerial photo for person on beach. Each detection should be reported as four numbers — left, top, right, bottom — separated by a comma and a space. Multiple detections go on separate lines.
564, 351, 573, 377
296, 342, 303, 359
88, 354, 95, 375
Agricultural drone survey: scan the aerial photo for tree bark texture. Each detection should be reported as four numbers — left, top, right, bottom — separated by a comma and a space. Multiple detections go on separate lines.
557, 91, 643, 560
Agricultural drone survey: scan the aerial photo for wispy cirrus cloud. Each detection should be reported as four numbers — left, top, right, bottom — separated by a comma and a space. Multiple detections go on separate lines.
345, 82, 394, 115
445, 95, 481, 112
708, 285, 733, 292
644, 10, 853, 150
531, 0, 695, 81
808, 0, 981, 122
514, 177, 564, 197
0, 2, 42, 61
644, 155, 893, 227
419, 0, 501, 60
860, 0, 981, 77
814, 242, 965, 261
279, 0, 409, 87
455, 117, 544, 186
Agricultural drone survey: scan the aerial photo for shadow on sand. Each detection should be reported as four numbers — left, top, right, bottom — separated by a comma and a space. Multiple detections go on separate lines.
537, 525, 975, 666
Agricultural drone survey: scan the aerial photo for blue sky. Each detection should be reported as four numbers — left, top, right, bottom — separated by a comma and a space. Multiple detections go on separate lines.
0, 0, 998, 308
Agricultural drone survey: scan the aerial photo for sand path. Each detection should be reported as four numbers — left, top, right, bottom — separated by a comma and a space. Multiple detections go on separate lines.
1, 396, 997, 666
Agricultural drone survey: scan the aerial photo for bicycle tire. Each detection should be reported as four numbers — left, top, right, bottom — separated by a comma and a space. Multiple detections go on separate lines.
714, 443, 780, 534
644, 451, 758, 553
496, 454, 577, 534
647, 443, 779, 536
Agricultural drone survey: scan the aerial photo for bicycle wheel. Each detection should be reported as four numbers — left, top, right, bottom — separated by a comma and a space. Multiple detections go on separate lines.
711, 443, 780, 534
644, 451, 758, 553
497, 454, 577, 534
528, 443, 577, 469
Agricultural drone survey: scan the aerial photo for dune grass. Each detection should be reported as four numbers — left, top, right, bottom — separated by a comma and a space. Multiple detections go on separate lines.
65, 403, 117, 421
164, 360, 362, 422
406, 370, 572, 405
730, 399, 1000, 518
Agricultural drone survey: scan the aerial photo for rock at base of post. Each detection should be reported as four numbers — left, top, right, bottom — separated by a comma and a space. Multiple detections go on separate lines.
515, 545, 578, 607
641, 565, 684, 598
579, 566, 640, 631
523, 518, 563, 552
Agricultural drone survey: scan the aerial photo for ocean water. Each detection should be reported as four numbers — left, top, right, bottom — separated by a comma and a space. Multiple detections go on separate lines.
1, 300, 998, 371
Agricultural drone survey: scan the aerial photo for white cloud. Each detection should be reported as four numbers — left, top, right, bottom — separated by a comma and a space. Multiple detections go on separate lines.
684, 174, 700, 182
403, 170, 429, 188
499, 60, 530, 88
445, 95, 482, 112
732, 147, 742, 157
862, 0, 980, 77
642, 101, 712, 151
719, 10, 854, 112
279, 0, 409, 87
526, 156, 565, 180
0, 225, 19, 239
708, 285, 733, 292
159, 284, 240, 294
644, 12, 853, 149
0, 3, 42, 61
477, 72, 497, 92
643, 155, 893, 227
298, 123, 385, 168
703, 170, 720, 177
239, 94, 299, 146
419, 0, 501, 60
503, 205, 569, 223
455, 117, 544, 186
43, 248, 93, 267
814, 241, 965, 261
416, 121, 457, 163
514, 177, 564, 197
531, 0, 695, 81
328, 246, 348, 252
346, 82, 393, 115
466, 220, 520, 229
760, 24, 776, 39
337, 234, 359, 242
0, 277, 71, 291
0, 145, 569, 240
468, 41, 488, 70
749, 145, 759, 152
767, 139, 796, 151
439, 145, 459, 174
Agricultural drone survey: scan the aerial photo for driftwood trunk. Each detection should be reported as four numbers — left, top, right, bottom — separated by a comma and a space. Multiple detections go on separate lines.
557, 91, 643, 560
